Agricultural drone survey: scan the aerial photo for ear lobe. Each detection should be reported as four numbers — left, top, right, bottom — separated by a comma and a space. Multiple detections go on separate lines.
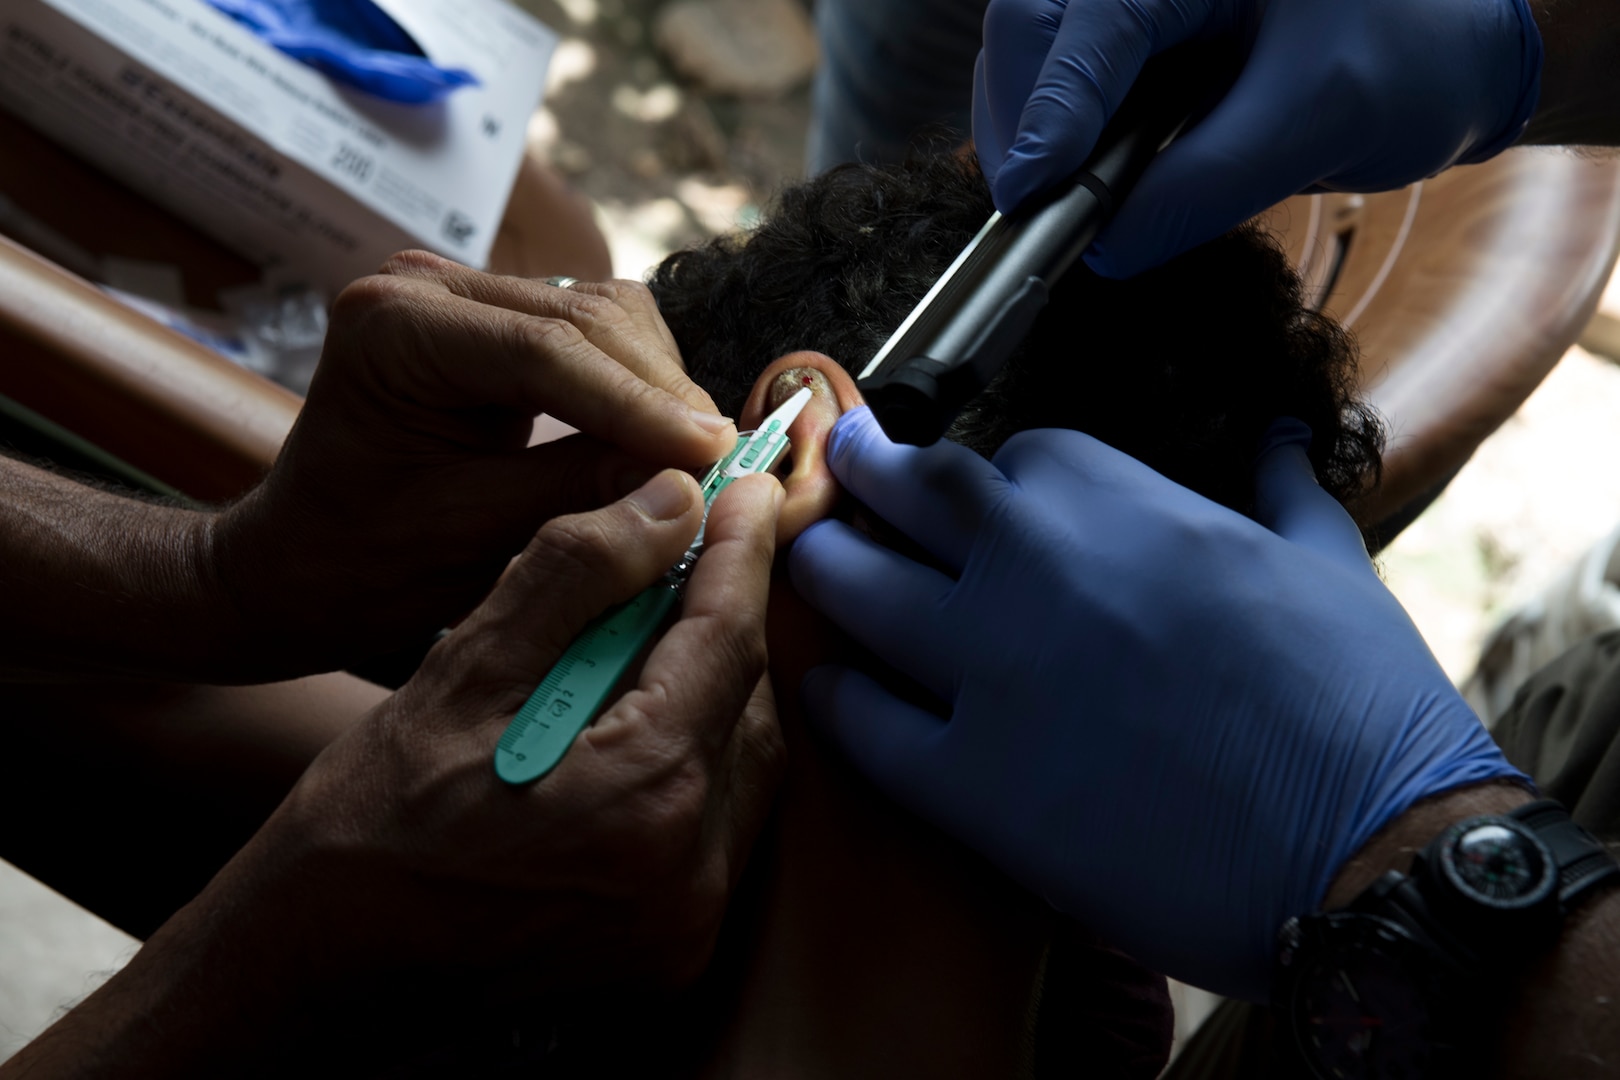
738, 352, 863, 545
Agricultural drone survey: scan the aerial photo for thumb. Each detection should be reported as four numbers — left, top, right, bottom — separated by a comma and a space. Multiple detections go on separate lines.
1084, 54, 1343, 277
1251, 419, 1372, 572
980, 0, 1216, 214
456, 469, 705, 677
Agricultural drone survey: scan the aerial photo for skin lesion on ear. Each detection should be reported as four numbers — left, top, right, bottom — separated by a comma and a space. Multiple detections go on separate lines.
738, 352, 862, 545
766, 367, 834, 412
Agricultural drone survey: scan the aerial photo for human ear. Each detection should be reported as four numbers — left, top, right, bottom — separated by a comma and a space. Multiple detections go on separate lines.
736, 351, 863, 545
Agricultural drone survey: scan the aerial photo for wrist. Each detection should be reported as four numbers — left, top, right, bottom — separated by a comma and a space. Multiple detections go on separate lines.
209, 472, 464, 683
1322, 780, 1536, 911
129, 499, 274, 684
205, 489, 290, 679
174, 506, 255, 679
0, 451, 253, 680
207, 485, 356, 682
113, 500, 239, 676
1282, 784, 1620, 1079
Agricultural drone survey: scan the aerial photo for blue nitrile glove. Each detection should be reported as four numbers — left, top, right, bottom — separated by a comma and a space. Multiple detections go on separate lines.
789, 408, 1528, 999
972, 0, 1542, 278
207, 0, 477, 104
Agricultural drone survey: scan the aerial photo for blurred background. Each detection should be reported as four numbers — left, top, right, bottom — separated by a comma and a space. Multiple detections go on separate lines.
518, 0, 812, 275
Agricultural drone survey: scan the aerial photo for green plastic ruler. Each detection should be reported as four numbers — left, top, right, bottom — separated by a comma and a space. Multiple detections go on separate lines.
493, 387, 811, 785
493, 579, 680, 784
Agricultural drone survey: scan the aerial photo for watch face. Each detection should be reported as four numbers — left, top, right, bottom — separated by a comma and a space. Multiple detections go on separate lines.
1291, 923, 1444, 1080
1439, 819, 1555, 908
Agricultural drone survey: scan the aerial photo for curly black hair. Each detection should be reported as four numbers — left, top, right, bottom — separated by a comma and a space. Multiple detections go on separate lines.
648, 152, 1383, 515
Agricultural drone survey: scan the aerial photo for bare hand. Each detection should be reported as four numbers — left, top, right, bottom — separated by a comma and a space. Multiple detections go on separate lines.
211, 253, 738, 678
231, 469, 784, 991
0, 472, 783, 1076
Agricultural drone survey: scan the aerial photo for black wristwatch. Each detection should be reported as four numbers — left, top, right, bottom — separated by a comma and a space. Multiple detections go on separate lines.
1274, 798, 1619, 1079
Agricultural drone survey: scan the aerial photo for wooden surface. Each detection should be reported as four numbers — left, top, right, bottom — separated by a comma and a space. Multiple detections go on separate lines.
1262, 149, 1620, 526
0, 235, 302, 501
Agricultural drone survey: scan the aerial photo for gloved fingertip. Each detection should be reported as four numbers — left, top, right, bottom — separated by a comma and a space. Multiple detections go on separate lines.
1255, 417, 1314, 461
787, 518, 840, 587
1251, 419, 1322, 510
976, 154, 1001, 192
830, 403, 876, 437
826, 405, 884, 471
797, 664, 847, 729
798, 665, 943, 789
1251, 416, 1371, 565
1079, 242, 1127, 280
1082, 227, 1173, 279
990, 156, 1043, 216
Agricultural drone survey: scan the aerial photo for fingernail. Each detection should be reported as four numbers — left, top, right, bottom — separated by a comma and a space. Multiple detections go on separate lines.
689, 409, 735, 436
628, 470, 695, 521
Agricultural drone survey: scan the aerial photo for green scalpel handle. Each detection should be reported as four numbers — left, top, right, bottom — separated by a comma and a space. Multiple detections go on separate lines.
493, 417, 797, 787
494, 580, 680, 785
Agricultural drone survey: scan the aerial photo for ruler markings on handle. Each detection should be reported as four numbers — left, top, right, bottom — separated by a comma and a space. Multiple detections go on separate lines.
493, 583, 679, 784
493, 395, 808, 787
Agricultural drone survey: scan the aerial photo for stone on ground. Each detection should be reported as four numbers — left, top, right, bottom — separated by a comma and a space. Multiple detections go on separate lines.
654, 0, 817, 99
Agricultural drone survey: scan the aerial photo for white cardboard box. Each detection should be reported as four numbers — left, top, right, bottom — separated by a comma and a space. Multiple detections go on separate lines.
0, 0, 557, 295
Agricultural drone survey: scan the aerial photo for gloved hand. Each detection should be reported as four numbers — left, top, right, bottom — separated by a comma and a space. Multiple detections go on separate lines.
789, 408, 1527, 999
972, 0, 1543, 278
208, 0, 477, 103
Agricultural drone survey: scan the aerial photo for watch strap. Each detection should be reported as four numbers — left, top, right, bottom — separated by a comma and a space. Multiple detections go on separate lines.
1354, 870, 1487, 975
1508, 799, 1620, 916
1276, 798, 1620, 1079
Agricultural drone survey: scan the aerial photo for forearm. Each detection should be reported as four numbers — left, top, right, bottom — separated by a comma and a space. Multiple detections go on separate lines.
1325, 781, 1620, 1079
0, 673, 383, 937
1522, 0, 1620, 145
0, 861, 311, 1078
0, 455, 244, 681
